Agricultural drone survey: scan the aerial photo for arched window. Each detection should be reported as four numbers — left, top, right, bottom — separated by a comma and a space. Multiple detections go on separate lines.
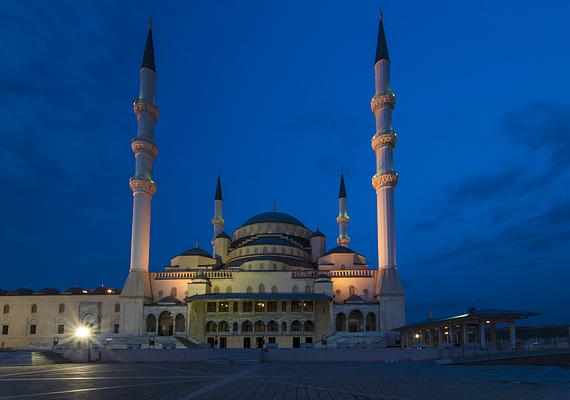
348, 310, 364, 332
158, 311, 174, 336
349, 285, 356, 296
242, 320, 253, 332
114, 303, 120, 313
292, 285, 298, 293
305, 285, 312, 294
158, 290, 164, 298
206, 321, 218, 332
171, 287, 177, 297
258, 284, 265, 293
272, 247, 277, 253
303, 321, 314, 332
263, 247, 267, 253
254, 320, 265, 332
226, 286, 232, 293
335, 313, 346, 332
213, 286, 220, 294
31, 304, 37, 313
291, 320, 302, 332
219, 321, 229, 332
232, 322, 238, 332
365, 313, 377, 332
175, 314, 185, 332
271, 285, 278, 294
281, 321, 287, 332
246, 286, 253, 294
267, 320, 278, 332
3, 305, 9, 314
58, 304, 65, 313
146, 314, 157, 333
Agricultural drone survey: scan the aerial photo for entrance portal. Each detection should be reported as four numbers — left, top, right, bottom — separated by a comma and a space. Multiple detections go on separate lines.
158, 311, 173, 336
243, 337, 251, 348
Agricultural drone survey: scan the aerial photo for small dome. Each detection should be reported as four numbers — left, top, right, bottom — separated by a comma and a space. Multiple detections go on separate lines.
215, 231, 231, 240
181, 247, 213, 258
13, 288, 34, 295
90, 287, 114, 295
0, 289, 8, 295
324, 246, 356, 256
241, 211, 305, 228
311, 229, 326, 238
66, 287, 87, 295
157, 296, 182, 304
39, 288, 60, 295
344, 294, 365, 304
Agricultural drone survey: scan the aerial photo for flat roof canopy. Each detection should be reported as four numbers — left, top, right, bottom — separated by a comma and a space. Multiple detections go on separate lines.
394, 308, 539, 331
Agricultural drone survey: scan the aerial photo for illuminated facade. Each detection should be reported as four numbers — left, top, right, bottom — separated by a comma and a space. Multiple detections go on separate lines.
0, 12, 405, 350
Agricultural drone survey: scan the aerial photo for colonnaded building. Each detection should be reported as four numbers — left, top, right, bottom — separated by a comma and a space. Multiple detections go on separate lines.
0, 13, 406, 350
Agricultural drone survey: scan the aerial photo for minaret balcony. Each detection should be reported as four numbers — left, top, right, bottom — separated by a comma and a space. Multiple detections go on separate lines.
370, 91, 395, 114
371, 131, 397, 151
336, 216, 350, 224
131, 139, 158, 159
133, 98, 160, 121
129, 177, 157, 196
337, 237, 350, 247
372, 171, 398, 190
212, 217, 225, 226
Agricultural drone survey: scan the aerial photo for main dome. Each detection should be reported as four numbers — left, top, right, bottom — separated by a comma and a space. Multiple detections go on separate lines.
240, 211, 305, 228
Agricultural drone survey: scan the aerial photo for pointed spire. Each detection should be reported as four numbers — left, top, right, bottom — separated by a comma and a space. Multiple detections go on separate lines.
141, 18, 156, 72
215, 175, 222, 201
339, 174, 347, 199
375, 10, 389, 63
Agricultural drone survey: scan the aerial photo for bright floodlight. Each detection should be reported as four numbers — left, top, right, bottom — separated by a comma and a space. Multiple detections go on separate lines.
75, 326, 90, 338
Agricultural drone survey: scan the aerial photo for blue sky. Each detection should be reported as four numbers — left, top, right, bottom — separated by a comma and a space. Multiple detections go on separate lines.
1, 0, 569, 325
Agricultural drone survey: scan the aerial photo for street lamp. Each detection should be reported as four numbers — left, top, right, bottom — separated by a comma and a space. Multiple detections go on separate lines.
75, 326, 91, 362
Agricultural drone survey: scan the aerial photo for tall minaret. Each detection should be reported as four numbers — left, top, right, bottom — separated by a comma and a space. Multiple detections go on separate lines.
212, 175, 224, 255
336, 174, 350, 247
370, 11, 405, 332
120, 20, 159, 335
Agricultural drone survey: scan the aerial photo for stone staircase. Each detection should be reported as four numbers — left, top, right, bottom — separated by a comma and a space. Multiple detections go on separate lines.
207, 349, 263, 365
321, 332, 389, 349
0, 351, 68, 365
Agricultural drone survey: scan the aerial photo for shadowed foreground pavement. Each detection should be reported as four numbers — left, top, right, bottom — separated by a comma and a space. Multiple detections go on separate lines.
0, 362, 568, 399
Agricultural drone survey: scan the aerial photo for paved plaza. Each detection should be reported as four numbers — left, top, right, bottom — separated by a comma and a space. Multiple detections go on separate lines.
0, 362, 568, 400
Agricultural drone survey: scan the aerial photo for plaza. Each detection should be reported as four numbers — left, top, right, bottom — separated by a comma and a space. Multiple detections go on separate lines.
0, 361, 568, 399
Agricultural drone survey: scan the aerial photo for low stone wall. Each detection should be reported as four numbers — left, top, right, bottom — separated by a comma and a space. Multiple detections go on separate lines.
262, 348, 438, 362
99, 349, 209, 363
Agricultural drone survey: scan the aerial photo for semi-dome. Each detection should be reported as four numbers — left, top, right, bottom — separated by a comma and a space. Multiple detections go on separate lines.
38, 288, 60, 295
241, 211, 305, 228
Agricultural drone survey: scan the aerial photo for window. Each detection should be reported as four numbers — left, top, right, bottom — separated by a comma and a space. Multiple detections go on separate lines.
113, 324, 120, 334
219, 321, 229, 332
267, 320, 278, 332
281, 301, 287, 312
207, 302, 217, 313
243, 302, 253, 312
267, 301, 277, 312
292, 285, 298, 293
268, 337, 276, 344
114, 303, 120, 313
281, 321, 287, 332
158, 290, 164, 298
1, 325, 8, 335
303, 321, 314, 332
226, 286, 232, 293
232, 322, 238, 332
271, 286, 278, 293
303, 301, 313, 312
233, 302, 238, 312
171, 287, 177, 297
29, 324, 37, 335
349, 285, 356, 296
57, 324, 64, 334
255, 301, 265, 312
213, 286, 220, 294
31, 304, 37, 313
242, 321, 253, 332
246, 286, 252, 294
146, 314, 157, 332
254, 320, 265, 332
258, 284, 265, 293
218, 302, 229, 312
291, 321, 302, 332
58, 304, 65, 313
305, 285, 312, 294
291, 301, 302, 312
3, 305, 9, 314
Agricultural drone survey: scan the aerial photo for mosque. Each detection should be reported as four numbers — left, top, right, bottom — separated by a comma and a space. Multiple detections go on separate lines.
0, 12, 405, 350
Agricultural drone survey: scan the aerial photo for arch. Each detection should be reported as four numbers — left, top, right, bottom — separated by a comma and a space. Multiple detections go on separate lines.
335, 313, 346, 332
158, 311, 174, 336
246, 286, 253, 294
171, 287, 177, 297
291, 320, 302, 332
348, 310, 364, 332
292, 285, 299, 294
3, 304, 9, 314
303, 320, 315, 332
272, 247, 277, 253
365, 312, 376, 332
225, 286, 232, 293
206, 321, 218, 332
213, 286, 220, 294
158, 290, 164, 298
281, 321, 287, 332
349, 285, 356, 296
242, 320, 253, 332
271, 285, 278, 294
232, 322, 238, 332
175, 314, 185, 332
254, 320, 266, 332
146, 314, 157, 333
258, 284, 265, 293
267, 320, 278, 332
219, 321, 230, 332
31, 304, 37, 313
114, 303, 120, 313
58, 304, 65, 313
263, 247, 267, 253
305, 285, 312, 294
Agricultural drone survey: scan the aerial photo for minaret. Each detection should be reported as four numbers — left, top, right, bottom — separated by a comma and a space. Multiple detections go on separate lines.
370, 11, 405, 331
120, 20, 159, 335
336, 174, 350, 247
212, 175, 224, 255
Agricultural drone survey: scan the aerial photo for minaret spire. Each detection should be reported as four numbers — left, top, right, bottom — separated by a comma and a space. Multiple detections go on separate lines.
370, 10, 405, 332
212, 174, 224, 256
336, 173, 350, 247
120, 22, 160, 335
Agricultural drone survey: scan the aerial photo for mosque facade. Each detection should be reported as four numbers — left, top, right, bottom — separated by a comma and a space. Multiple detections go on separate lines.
0, 12, 405, 350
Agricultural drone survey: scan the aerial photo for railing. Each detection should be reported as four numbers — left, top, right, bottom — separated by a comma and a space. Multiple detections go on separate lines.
437, 342, 570, 362
152, 271, 233, 280
291, 270, 374, 278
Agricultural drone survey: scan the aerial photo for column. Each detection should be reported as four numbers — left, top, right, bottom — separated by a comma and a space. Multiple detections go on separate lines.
509, 321, 516, 350
490, 323, 497, 347
479, 322, 486, 349
462, 323, 469, 347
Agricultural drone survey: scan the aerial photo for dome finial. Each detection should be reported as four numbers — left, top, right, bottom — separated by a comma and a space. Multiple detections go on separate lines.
272, 201, 277, 212
379, 8, 382, 21
195, 240, 200, 248
149, 16, 152, 29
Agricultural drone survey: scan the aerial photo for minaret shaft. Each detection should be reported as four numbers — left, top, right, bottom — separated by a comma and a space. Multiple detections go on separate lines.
337, 175, 350, 247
